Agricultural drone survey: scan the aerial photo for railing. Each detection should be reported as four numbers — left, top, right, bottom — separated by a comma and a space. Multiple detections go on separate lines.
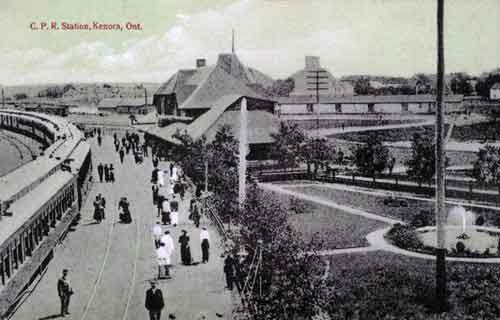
198, 192, 228, 241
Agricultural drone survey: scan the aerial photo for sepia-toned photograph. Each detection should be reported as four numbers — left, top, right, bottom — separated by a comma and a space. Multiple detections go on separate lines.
1, 0, 500, 319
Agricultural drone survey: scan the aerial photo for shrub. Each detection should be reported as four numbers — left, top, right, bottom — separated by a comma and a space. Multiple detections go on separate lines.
411, 210, 435, 228
386, 224, 423, 250
456, 241, 466, 253
475, 215, 485, 226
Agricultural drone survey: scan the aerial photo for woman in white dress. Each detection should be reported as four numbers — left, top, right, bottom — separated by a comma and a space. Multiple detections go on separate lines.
157, 169, 165, 187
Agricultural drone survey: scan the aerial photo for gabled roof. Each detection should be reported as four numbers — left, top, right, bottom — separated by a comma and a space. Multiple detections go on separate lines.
491, 83, 500, 90
147, 94, 278, 145
154, 53, 272, 110
180, 65, 260, 110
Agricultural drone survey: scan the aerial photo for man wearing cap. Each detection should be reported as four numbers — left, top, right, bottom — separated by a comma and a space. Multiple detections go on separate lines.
57, 269, 73, 317
200, 227, 210, 263
145, 281, 164, 320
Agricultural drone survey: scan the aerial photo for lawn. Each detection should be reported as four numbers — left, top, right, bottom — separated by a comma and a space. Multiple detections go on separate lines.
284, 184, 500, 226
263, 188, 387, 249
325, 250, 500, 319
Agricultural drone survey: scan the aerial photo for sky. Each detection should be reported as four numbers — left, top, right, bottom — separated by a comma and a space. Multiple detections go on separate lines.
0, 0, 499, 85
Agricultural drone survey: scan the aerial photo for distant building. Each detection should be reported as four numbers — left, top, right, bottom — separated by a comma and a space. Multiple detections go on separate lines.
97, 97, 154, 114
490, 83, 500, 100
288, 56, 354, 97
277, 94, 464, 115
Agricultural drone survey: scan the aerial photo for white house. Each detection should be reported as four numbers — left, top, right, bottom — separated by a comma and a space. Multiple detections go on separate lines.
490, 83, 500, 100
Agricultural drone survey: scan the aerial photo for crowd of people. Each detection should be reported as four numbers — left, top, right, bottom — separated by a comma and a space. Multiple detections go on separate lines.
149, 161, 213, 280
58, 127, 244, 319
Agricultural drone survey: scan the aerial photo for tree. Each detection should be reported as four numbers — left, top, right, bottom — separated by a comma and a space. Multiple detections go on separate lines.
472, 145, 500, 195
351, 133, 389, 181
450, 72, 473, 95
235, 183, 327, 320
268, 78, 295, 97
353, 77, 374, 95
405, 133, 436, 187
206, 125, 239, 222
270, 122, 306, 171
300, 137, 336, 175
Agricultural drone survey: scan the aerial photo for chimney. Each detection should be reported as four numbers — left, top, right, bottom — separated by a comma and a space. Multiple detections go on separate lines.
305, 56, 320, 70
196, 59, 207, 68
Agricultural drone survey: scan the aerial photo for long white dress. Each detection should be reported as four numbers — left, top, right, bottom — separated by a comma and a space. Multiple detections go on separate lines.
158, 170, 165, 187
156, 246, 168, 266
170, 210, 179, 226
161, 234, 175, 264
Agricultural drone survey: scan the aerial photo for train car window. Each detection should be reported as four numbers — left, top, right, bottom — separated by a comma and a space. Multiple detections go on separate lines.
0, 258, 5, 286
17, 240, 23, 264
4, 253, 10, 279
12, 244, 18, 270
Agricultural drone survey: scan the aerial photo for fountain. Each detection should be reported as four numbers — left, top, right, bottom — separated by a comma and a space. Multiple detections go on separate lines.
447, 206, 475, 239
418, 206, 500, 255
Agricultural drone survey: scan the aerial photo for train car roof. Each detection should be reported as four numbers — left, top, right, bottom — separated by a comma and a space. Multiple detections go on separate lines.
0, 170, 74, 249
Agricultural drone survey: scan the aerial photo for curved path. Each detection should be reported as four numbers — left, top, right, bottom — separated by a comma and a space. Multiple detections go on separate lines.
10, 134, 231, 320
264, 182, 500, 264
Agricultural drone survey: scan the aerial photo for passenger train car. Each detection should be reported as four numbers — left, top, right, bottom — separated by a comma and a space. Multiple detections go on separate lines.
0, 110, 92, 317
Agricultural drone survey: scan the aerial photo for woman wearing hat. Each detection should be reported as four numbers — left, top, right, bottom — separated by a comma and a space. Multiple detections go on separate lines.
178, 230, 192, 265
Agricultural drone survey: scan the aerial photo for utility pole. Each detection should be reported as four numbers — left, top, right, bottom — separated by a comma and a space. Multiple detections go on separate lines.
307, 69, 329, 175
435, 0, 447, 312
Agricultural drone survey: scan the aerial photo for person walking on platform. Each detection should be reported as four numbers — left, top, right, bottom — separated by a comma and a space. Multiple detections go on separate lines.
97, 163, 104, 183
152, 184, 159, 205
200, 227, 210, 263
152, 155, 159, 168
119, 147, 125, 164
145, 281, 164, 320
93, 196, 103, 223
98, 193, 106, 220
170, 196, 179, 227
58, 269, 73, 317
109, 164, 115, 183
178, 230, 192, 265
153, 221, 162, 249
157, 194, 164, 219
118, 197, 132, 223
97, 134, 102, 147
190, 200, 201, 228
143, 142, 148, 157
223, 254, 236, 291
156, 243, 170, 279
104, 164, 110, 183
161, 231, 175, 269
161, 197, 170, 225
114, 138, 120, 152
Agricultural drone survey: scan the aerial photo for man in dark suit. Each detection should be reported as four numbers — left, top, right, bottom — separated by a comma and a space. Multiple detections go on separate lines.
97, 163, 104, 182
57, 269, 73, 317
145, 281, 164, 320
